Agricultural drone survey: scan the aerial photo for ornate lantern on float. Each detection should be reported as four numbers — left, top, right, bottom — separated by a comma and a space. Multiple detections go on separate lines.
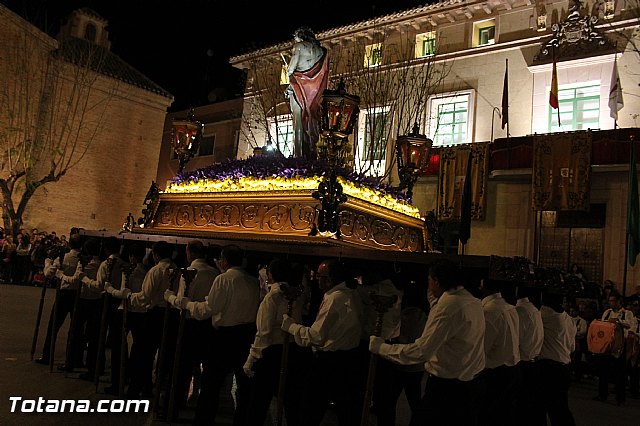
318, 79, 360, 169
395, 122, 433, 199
171, 108, 203, 173
311, 80, 360, 237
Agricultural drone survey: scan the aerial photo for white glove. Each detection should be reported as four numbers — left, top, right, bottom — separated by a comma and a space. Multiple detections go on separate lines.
111, 288, 131, 300
177, 296, 191, 310
243, 357, 255, 378
75, 270, 86, 281
281, 314, 295, 334
369, 336, 385, 355
164, 289, 177, 305
104, 282, 115, 294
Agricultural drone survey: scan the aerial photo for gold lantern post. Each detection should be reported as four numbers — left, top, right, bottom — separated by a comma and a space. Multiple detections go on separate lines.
312, 80, 360, 237
171, 109, 203, 173
395, 122, 433, 199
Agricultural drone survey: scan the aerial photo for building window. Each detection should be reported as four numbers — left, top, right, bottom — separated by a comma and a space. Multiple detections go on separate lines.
84, 23, 96, 42
280, 64, 288, 85
473, 19, 496, 47
364, 43, 383, 68
415, 31, 436, 58
268, 116, 294, 157
427, 90, 476, 146
548, 84, 600, 132
356, 106, 391, 176
199, 135, 215, 156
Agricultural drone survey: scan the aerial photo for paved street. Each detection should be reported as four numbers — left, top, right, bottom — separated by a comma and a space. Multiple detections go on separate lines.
1, 283, 639, 425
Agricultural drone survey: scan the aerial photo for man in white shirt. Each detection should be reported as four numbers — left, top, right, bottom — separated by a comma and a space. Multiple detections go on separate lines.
243, 258, 306, 426
164, 240, 219, 411
370, 259, 485, 426
35, 234, 80, 367
281, 258, 362, 426
178, 244, 259, 426
479, 279, 520, 426
514, 287, 545, 426
538, 290, 576, 425
110, 241, 177, 407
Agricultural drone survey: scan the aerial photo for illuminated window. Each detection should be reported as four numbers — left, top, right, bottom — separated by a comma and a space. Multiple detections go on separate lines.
427, 90, 476, 146
364, 43, 383, 68
473, 19, 496, 47
268, 115, 294, 157
416, 31, 436, 58
549, 84, 600, 132
356, 106, 391, 176
280, 64, 288, 85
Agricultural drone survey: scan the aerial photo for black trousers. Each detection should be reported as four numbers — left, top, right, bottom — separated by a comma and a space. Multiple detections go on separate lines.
174, 318, 212, 409
373, 358, 424, 426
72, 297, 101, 373
539, 359, 576, 426
595, 351, 627, 403
516, 360, 546, 426
125, 311, 150, 397
411, 374, 484, 426
301, 348, 363, 426
245, 343, 310, 426
194, 322, 256, 426
41, 289, 76, 360
479, 364, 521, 426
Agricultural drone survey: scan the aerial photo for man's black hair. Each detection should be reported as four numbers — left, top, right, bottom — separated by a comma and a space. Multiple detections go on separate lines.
187, 240, 206, 260
152, 240, 173, 260
268, 258, 290, 283
221, 244, 243, 267
428, 259, 460, 291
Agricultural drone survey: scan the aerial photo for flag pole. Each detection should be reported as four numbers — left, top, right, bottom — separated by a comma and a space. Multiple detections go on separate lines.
624, 135, 637, 296
506, 58, 510, 139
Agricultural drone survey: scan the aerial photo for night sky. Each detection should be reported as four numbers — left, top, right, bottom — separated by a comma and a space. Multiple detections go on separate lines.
2, 0, 429, 111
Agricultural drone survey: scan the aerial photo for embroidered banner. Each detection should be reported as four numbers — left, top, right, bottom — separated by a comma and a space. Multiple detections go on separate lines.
437, 142, 489, 221
532, 132, 592, 211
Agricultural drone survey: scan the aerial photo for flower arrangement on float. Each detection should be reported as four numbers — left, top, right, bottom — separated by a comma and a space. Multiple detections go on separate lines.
164, 155, 421, 218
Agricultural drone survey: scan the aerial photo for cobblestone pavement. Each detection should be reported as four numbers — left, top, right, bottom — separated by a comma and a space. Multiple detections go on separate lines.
1, 284, 639, 425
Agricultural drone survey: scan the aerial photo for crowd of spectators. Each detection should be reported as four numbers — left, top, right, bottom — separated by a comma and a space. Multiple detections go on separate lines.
0, 227, 71, 285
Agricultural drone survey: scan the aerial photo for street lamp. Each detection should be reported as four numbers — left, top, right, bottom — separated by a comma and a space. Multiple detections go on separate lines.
171, 108, 203, 173
395, 122, 433, 199
312, 80, 360, 237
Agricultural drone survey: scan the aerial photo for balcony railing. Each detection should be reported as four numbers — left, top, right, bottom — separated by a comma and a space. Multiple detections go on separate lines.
422, 127, 640, 176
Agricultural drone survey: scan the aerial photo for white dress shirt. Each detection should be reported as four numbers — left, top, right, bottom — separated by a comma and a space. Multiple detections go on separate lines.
248, 282, 304, 362
539, 306, 576, 364
482, 292, 520, 369
129, 258, 177, 310
186, 266, 259, 327
287, 282, 361, 352
77, 257, 102, 300
52, 249, 81, 290
122, 262, 147, 313
378, 286, 486, 381
81, 254, 124, 300
176, 258, 219, 319
515, 297, 544, 361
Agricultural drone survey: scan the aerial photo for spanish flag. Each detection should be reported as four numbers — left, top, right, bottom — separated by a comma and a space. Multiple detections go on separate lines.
549, 51, 560, 126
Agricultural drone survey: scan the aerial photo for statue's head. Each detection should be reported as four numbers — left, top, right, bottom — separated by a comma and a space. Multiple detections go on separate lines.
293, 26, 317, 43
